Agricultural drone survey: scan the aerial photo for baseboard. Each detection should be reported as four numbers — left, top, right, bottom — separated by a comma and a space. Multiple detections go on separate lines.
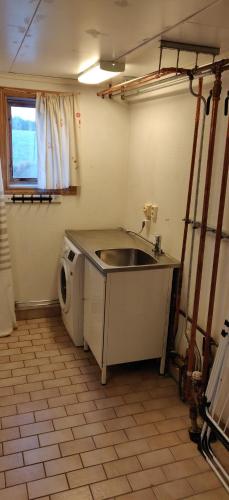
15, 299, 61, 320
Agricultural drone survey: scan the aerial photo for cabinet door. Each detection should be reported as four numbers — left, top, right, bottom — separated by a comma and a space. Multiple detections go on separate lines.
83, 260, 106, 368
105, 268, 172, 365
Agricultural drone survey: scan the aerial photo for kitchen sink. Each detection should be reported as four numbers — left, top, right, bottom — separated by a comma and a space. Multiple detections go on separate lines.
95, 248, 157, 267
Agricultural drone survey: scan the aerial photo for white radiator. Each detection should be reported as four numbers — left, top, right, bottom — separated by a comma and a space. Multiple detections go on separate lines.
200, 320, 229, 492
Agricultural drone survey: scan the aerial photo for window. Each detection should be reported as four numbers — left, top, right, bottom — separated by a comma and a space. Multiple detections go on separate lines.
0, 88, 38, 194
7, 97, 38, 187
0, 87, 78, 194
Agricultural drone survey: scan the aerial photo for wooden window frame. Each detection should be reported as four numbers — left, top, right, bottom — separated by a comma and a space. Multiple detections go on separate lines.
0, 87, 77, 195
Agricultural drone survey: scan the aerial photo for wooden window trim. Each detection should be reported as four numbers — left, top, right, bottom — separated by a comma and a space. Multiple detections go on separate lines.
3, 186, 77, 195
0, 87, 77, 195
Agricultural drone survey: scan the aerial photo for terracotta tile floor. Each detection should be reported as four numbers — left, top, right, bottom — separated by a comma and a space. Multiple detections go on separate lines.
0, 316, 227, 500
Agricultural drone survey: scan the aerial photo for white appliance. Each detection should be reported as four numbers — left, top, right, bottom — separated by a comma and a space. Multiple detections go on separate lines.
58, 236, 84, 346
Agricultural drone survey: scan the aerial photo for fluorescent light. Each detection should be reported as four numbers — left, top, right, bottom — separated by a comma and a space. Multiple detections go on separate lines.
78, 61, 125, 85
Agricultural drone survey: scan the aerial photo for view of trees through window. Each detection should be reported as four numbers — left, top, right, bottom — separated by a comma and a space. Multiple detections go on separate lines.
11, 105, 38, 181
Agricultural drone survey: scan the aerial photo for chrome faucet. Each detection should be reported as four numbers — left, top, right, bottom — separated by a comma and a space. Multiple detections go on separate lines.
125, 228, 163, 256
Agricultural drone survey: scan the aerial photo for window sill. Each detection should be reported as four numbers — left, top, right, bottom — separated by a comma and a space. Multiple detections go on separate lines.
4, 186, 77, 195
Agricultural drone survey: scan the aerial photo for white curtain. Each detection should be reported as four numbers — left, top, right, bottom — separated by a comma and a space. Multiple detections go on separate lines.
36, 93, 80, 189
0, 161, 16, 336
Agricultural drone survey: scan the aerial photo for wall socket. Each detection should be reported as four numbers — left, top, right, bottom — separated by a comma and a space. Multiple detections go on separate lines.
143, 203, 152, 220
143, 203, 158, 222
151, 204, 158, 223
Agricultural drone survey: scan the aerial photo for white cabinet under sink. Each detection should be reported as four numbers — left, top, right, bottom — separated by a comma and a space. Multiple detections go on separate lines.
83, 259, 173, 384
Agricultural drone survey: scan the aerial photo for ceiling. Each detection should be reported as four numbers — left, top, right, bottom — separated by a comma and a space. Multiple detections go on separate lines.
0, 0, 229, 83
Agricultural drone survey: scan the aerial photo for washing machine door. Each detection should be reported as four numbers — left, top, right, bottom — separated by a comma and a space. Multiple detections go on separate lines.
58, 258, 71, 313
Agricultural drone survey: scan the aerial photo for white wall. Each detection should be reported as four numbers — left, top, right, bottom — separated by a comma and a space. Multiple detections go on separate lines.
0, 74, 129, 302
124, 75, 229, 345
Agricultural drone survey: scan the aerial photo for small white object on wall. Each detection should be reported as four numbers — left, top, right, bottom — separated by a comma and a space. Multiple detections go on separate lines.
151, 204, 158, 223
143, 202, 158, 222
143, 202, 152, 220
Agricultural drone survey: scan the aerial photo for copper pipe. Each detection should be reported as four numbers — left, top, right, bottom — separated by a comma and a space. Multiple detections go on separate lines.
202, 114, 229, 390
97, 59, 229, 98
179, 308, 218, 347
99, 70, 185, 96
186, 69, 222, 399
173, 78, 203, 345
193, 58, 229, 76
97, 67, 187, 97
106, 71, 184, 96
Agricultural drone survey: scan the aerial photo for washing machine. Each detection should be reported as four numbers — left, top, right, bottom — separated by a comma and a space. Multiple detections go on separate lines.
58, 236, 84, 346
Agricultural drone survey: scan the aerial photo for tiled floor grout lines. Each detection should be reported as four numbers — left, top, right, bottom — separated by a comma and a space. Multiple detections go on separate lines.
0, 316, 227, 500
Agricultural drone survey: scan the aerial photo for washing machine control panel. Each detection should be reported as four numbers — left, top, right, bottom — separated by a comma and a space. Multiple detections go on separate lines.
68, 250, 75, 262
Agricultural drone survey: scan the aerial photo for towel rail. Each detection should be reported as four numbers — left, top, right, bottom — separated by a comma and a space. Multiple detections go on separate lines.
2, 194, 62, 204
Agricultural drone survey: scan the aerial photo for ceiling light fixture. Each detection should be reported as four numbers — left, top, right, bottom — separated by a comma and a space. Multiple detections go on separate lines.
78, 60, 125, 84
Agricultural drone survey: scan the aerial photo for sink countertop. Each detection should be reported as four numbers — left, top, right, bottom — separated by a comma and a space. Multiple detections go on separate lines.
66, 228, 180, 274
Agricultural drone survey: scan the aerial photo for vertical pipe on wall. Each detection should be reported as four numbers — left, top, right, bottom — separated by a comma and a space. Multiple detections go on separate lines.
186, 69, 222, 399
184, 79, 208, 375
202, 114, 229, 390
172, 78, 203, 347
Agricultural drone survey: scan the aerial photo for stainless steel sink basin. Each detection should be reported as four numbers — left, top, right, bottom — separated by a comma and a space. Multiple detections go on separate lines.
95, 248, 157, 267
